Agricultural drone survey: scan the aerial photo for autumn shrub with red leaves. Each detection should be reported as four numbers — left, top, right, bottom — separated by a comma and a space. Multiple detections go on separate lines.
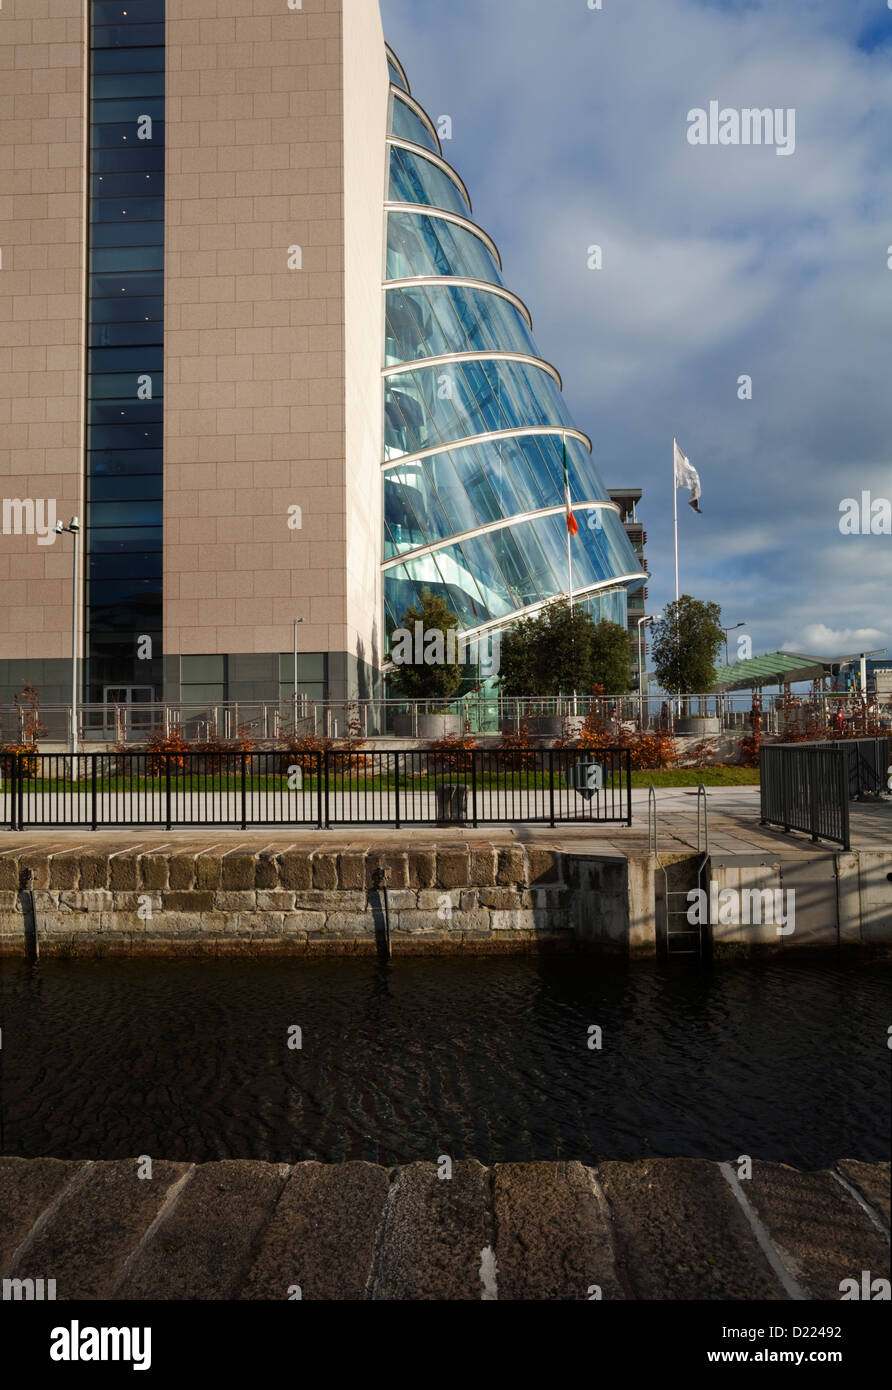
143, 728, 192, 775
496, 720, 538, 771
427, 732, 477, 773
628, 729, 678, 770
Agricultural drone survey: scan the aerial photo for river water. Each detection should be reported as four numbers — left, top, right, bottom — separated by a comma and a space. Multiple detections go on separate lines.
0, 956, 888, 1167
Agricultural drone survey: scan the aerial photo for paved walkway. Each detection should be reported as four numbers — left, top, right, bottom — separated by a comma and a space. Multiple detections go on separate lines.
1, 788, 889, 860
1, 1156, 887, 1301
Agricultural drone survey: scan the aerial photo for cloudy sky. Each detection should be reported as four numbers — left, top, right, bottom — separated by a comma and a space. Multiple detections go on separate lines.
380, 0, 892, 665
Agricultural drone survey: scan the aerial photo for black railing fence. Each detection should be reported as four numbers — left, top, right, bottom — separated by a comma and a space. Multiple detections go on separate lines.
760, 744, 852, 849
0, 749, 633, 831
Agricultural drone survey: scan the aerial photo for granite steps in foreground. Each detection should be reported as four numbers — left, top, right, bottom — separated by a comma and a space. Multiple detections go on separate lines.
0, 1157, 888, 1301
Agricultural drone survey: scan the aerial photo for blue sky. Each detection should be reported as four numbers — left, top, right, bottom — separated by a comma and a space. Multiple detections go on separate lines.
380, 0, 892, 664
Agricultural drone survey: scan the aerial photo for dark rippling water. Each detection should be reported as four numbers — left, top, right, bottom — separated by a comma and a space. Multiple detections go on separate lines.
0, 956, 888, 1167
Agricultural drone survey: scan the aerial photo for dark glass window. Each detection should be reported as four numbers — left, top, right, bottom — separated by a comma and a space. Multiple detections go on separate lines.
90, 320, 163, 348
90, 246, 163, 272
93, 46, 164, 74
91, 220, 164, 247
91, 295, 162, 322
90, 97, 164, 124
86, 5, 165, 700
93, 24, 165, 49
89, 345, 163, 373
91, 147, 163, 172
92, 71, 165, 99
90, 474, 163, 502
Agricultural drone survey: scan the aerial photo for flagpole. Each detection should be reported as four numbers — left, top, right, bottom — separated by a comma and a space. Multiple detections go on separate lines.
565, 432, 574, 612
564, 431, 577, 716
673, 438, 680, 725
673, 437, 679, 605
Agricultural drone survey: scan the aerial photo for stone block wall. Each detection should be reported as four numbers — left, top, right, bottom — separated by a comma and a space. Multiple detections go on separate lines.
0, 844, 634, 956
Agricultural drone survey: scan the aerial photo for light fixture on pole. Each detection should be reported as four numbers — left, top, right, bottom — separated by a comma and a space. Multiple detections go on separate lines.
723, 621, 747, 667
292, 617, 305, 728
54, 516, 80, 781
637, 614, 656, 729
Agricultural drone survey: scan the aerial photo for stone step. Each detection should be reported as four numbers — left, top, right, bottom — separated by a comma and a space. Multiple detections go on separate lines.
0, 1156, 887, 1301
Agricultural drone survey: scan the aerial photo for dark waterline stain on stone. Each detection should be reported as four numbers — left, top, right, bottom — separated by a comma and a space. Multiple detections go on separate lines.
0, 957, 888, 1168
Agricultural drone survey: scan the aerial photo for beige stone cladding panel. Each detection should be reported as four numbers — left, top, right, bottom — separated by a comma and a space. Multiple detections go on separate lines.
164, 0, 360, 664
0, 0, 87, 660
342, 0, 387, 682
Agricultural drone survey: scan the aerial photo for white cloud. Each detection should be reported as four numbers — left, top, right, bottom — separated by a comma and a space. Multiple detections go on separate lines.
782, 624, 889, 655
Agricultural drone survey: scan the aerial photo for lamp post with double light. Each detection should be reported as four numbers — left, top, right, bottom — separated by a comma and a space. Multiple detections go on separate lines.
637, 614, 656, 729
54, 516, 80, 780
292, 617, 305, 731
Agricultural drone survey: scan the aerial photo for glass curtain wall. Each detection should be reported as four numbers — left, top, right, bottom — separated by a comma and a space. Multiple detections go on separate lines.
382, 58, 645, 647
86, 0, 164, 702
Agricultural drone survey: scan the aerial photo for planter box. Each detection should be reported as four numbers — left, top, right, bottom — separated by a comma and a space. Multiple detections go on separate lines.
393, 712, 463, 739
675, 716, 721, 736
499, 715, 586, 738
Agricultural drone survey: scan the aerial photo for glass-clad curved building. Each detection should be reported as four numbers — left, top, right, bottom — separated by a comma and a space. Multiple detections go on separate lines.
382, 46, 646, 650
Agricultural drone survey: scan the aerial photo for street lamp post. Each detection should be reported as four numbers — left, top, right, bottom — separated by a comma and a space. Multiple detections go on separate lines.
723, 621, 747, 668
722, 622, 747, 725
637, 615, 655, 729
292, 617, 305, 730
54, 516, 80, 780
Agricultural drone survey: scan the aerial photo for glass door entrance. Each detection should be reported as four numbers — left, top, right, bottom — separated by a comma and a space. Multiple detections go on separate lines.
102, 686, 156, 741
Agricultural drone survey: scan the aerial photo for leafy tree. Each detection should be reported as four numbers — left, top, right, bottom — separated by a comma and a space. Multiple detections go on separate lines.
498, 614, 539, 696
652, 595, 725, 694
388, 591, 465, 700
590, 620, 633, 694
499, 601, 629, 696
536, 600, 595, 695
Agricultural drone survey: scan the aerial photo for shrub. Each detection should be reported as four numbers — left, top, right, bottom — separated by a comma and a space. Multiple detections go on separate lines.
628, 729, 678, 770
0, 744, 40, 779
496, 720, 538, 771
145, 728, 192, 775
192, 728, 257, 775
738, 694, 763, 768
427, 732, 477, 773
278, 732, 333, 775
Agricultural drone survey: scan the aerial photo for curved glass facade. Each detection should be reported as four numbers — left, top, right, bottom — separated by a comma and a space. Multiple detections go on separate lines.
382, 50, 646, 648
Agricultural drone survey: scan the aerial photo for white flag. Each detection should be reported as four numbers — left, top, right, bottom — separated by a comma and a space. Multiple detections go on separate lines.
674, 440, 702, 513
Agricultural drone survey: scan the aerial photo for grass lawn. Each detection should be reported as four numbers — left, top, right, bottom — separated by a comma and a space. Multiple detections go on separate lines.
5, 764, 760, 794
631, 767, 760, 788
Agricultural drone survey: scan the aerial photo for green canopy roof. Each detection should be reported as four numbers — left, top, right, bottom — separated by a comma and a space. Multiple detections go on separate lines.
711, 652, 857, 693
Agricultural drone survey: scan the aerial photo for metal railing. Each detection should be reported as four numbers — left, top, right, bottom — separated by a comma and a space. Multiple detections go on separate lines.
0, 749, 632, 831
760, 744, 854, 849
5, 693, 890, 746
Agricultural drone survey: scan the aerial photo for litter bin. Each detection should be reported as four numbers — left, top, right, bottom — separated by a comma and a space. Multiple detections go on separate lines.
435, 782, 469, 825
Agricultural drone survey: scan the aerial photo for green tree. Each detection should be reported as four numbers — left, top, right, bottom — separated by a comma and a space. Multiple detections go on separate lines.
499, 614, 539, 696
652, 595, 725, 694
388, 591, 465, 700
536, 600, 595, 695
499, 601, 628, 696
590, 620, 633, 694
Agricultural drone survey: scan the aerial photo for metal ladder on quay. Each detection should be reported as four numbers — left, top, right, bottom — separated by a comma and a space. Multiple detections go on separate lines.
648, 784, 710, 960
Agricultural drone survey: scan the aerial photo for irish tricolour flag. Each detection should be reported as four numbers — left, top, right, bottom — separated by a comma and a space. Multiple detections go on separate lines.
563, 437, 578, 535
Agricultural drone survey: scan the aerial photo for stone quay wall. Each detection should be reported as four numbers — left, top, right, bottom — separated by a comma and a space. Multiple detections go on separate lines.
0, 845, 638, 957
